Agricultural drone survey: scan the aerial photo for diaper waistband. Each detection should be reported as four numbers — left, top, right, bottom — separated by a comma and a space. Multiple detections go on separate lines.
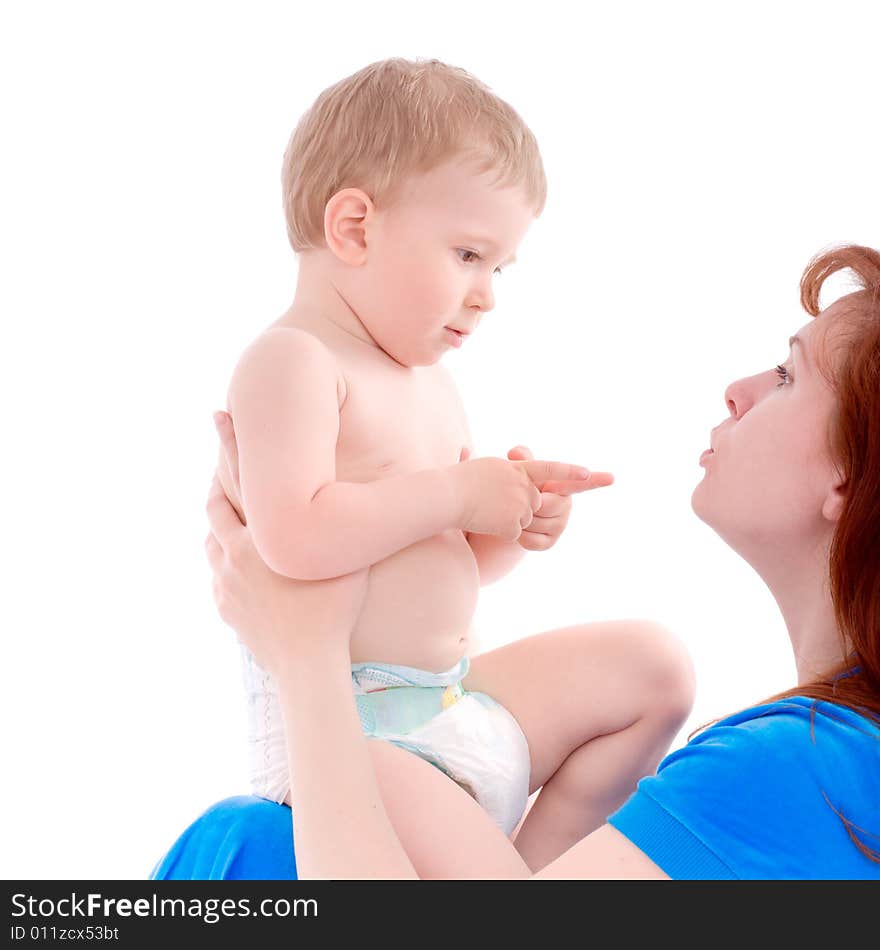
350, 656, 470, 694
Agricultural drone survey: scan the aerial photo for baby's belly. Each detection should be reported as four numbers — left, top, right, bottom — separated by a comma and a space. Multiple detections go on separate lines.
350, 529, 480, 672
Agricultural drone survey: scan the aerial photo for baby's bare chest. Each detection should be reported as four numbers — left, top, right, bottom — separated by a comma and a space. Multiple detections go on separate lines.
334, 360, 467, 483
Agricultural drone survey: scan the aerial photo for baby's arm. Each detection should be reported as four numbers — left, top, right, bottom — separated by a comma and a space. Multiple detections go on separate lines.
439, 369, 526, 586
225, 328, 466, 580
460, 450, 526, 585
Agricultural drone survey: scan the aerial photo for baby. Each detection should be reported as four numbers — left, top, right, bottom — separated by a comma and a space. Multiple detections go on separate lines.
216, 58, 693, 872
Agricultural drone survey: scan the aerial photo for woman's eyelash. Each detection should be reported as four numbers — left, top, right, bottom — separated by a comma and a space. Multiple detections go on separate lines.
775, 364, 791, 386
457, 249, 503, 274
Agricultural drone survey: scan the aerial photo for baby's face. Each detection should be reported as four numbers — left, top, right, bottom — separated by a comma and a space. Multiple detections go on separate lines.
355, 157, 535, 366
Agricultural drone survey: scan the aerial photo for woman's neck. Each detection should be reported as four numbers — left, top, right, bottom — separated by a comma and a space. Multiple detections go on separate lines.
758, 538, 851, 685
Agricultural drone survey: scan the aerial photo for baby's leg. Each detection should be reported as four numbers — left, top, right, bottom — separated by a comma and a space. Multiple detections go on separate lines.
356, 739, 530, 879
463, 620, 695, 872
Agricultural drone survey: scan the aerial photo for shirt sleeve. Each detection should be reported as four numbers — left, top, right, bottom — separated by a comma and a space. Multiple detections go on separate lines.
607, 704, 833, 879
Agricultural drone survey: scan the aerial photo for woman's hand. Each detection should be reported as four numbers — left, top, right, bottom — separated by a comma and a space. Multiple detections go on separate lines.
206, 412, 369, 677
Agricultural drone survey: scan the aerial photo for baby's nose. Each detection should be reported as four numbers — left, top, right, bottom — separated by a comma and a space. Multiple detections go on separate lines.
469, 286, 494, 313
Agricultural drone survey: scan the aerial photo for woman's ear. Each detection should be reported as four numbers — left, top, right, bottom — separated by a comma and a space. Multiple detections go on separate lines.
323, 188, 373, 266
821, 470, 847, 524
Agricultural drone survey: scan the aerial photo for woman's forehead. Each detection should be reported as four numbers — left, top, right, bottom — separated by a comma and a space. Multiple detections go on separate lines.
800, 295, 866, 380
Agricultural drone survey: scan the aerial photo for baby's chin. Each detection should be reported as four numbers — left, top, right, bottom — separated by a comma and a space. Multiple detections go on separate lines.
372, 335, 446, 369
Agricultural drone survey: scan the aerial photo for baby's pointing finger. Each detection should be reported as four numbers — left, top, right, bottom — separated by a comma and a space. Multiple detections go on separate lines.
541, 471, 615, 495
522, 459, 592, 486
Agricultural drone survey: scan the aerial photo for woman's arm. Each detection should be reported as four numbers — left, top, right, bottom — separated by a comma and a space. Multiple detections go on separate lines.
276, 646, 419, 879
206, 474, 417, 879
534, 826, 669, 879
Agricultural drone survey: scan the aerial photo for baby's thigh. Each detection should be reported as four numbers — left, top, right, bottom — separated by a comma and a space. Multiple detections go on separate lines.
365, 739, 529, 879
463, 620, 695, 791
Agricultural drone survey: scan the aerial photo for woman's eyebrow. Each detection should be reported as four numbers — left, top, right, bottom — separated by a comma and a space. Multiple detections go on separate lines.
789, 334, 809, 369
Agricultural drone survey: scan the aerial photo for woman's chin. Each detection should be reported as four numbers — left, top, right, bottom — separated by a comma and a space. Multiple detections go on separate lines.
690, 488, 752, 559
690, 480, 723, 534
690, 479, 709, 520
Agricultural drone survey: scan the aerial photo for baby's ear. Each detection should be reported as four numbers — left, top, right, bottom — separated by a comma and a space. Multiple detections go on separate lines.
323, 188, 372, 265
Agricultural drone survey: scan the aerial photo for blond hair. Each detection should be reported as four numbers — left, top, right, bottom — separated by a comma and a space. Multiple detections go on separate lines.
281, 57, 547, 253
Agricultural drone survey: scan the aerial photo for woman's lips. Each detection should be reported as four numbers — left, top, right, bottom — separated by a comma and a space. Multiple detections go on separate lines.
444, 327, 464, 347
699, 448, 715, 465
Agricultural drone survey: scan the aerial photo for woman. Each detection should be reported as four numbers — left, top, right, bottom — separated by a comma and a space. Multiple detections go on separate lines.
153, 244, 880, 879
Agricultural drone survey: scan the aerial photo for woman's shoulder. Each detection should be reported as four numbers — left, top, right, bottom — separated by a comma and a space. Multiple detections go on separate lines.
608, 696, 880, 878
683, 695, 880, 792
711, 693, 880, 728
707, 695, 880, 749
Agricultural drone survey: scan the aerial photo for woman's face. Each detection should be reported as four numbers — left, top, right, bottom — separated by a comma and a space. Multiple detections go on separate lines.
691, 301, 848, 557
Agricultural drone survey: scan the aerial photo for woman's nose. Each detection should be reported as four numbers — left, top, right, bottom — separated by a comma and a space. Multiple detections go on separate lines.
723, 379, 745, 419
725, 376, 755, 418
724, 370, 772, 419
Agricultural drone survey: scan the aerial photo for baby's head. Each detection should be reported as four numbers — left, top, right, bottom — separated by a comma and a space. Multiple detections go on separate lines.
281, 58, 546, 366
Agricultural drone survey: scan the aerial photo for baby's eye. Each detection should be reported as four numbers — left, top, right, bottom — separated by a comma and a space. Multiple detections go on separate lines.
457, 248, 503, 275
775, 364, 791, 387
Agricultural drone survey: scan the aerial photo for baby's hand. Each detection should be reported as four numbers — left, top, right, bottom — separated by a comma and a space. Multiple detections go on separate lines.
511, 445, 614, 497
453, 450, 610, 542
506, 445, 609, 550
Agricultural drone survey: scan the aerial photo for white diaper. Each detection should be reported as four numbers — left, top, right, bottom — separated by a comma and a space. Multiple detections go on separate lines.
241, 648, 532, 837
240, 645, 290, 804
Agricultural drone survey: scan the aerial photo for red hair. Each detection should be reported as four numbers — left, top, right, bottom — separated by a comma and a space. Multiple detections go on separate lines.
694, 245, 880, 862
772, 244, 880, 719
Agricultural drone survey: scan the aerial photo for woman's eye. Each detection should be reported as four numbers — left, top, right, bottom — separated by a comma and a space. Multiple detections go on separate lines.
775, 364, 791, 387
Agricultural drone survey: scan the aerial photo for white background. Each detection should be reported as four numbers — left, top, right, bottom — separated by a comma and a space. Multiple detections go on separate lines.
2, 0, 877, 879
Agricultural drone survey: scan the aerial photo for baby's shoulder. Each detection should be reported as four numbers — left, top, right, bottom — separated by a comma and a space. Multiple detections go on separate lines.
249, 324, 338, 361
230, 326, 347, 410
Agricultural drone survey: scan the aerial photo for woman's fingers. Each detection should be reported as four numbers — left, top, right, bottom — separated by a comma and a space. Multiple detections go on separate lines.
206, 475, 246, 544
213, 411, 242, 499
204, 530, 223, 568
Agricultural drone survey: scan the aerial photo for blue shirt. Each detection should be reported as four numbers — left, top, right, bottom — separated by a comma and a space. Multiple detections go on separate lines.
151, 796, 298, 880
608, 697, 880, 879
